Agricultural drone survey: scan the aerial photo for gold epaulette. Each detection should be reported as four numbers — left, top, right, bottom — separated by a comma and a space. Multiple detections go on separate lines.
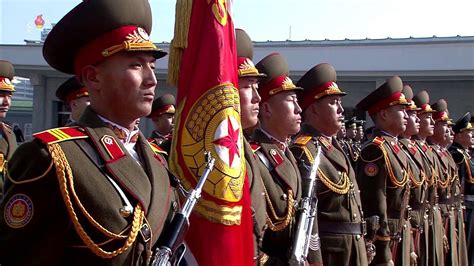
372, 136, 385, 146
294, 135, 312, 146
148, 141, 168, 155
33, 127, 88, 144
249, 143, 261, 153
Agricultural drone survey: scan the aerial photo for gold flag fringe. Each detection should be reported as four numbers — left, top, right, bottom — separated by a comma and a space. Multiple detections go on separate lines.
167, 0, 193, 86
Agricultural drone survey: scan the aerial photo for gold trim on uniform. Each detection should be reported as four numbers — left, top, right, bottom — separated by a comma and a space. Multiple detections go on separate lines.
48, 143, 143, 258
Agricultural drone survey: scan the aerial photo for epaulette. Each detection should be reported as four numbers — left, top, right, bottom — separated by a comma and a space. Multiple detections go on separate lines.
294, 135, 312, 146
360, 142, 384, 163
372, 136, 385, 146
249, 143, 261, 153
148, 141, 168, 155
33, 127, 88, 144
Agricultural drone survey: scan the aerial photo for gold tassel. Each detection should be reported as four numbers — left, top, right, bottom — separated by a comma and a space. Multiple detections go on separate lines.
167, 0, 193, 86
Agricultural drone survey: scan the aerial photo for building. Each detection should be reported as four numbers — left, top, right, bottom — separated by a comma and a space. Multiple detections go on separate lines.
0, 35, 473, 135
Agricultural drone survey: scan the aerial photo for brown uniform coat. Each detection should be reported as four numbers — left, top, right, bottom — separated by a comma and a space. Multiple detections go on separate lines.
290, 124, 367, 266
0, 108, 178, 265
251, 128, 302, 265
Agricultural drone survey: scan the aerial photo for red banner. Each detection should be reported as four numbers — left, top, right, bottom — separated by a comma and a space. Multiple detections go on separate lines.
169, 0, 254, 265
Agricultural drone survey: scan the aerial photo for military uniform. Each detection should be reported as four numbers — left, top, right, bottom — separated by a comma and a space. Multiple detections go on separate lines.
0, 61, 18, 199
0, 0, 176, 264
0, 108, 177, 265
448, 113, 474, 265
411, 91, 445, 266
251, 53, 303, 265
342, 118, 360, 167
356, 76, 412, 266
147, 94, 176, 157
398, 85, 428, 266
291, 63, 366, 266
236, 28, 268, 262
292, 126, 367, 265
251, 129, 302, 264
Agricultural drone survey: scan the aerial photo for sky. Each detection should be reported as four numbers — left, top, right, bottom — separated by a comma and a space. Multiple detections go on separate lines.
1, 0, 474, 44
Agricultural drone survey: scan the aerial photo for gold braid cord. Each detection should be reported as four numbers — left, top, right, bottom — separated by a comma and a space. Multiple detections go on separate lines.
379, 145, 409, 187
48, 143, 144, 259
318, 169, 350, 194
409, 169, 424, 188
263, 186, 295, 232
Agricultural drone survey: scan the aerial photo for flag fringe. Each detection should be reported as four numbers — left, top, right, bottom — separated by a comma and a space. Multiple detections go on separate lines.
167, 0, 193, 86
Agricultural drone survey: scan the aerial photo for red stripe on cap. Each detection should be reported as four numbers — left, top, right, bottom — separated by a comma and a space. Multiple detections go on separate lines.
368, 92, 404, 116
300, 81, 337, 110
433, 111, 448, 121
74, 26, 139, 76
65, 87, 89, 103
259, 75, 288, 102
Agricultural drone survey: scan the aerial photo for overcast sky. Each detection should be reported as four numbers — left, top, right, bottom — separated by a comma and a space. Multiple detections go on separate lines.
1, 0, 474, 44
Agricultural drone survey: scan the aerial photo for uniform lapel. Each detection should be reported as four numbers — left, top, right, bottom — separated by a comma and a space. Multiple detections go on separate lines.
77, 107, 152, 214
253, 129, 299, 194
0, 123, 17, 159
135, 132, 172, 238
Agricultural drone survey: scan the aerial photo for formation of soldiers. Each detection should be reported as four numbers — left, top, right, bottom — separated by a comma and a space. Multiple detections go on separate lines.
0, 0, 472, 265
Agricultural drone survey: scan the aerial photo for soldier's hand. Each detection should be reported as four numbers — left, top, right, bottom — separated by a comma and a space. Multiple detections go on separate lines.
410, 251, 418, 265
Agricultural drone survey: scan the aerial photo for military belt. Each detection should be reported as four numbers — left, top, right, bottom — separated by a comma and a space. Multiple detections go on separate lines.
410, 201, 426, 211
318, 221, 365, 235
464, 194, 474, 202
387, 209, 406, 219
438, 198, 454, 205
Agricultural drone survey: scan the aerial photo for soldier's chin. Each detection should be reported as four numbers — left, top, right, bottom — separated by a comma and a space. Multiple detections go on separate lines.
0, 111, 6, 119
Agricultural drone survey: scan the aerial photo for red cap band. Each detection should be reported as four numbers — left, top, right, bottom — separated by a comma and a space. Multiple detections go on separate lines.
300, 81, 343, 110
65, 87, 89, 103
259, 75, 297, 102
74, 26, 156, 76
368, 92, 407, 116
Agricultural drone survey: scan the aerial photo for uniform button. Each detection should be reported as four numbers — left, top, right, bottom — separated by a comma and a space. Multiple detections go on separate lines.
353, 213, 357, 219
172, 201, 178, 211
281, 194, 288, 201
119, 206, 133, 217
356, 235, 361, 241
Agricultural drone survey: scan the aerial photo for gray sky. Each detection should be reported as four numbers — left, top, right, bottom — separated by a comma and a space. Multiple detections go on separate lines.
1, 0, 474, 44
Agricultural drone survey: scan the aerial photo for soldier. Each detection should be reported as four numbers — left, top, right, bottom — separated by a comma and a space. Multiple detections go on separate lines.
290, 63, 367, 265
251, 53, 303, 265
0, 0, 179, 264
235, 28, 268, 264
448, 112, 474, 265
412, 91, 445, 266
398, 85, 428, 266
341, 118, 360, 166
0, 60, 18, 199
147, 94, 175, 155
430, 99, 469, 266
56, 76, 90, 125
356, 76, 412, 266
355, 120, 366, 144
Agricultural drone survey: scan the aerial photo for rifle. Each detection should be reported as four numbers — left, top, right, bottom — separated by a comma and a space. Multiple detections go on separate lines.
289, 146, 322, 266
151, 152, 216, 266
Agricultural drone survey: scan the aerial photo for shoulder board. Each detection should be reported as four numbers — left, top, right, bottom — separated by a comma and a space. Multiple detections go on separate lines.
372, 136, 385, 146
294, 135, 312, 146
148, 141, 168, 155
33, 127, 88, 144
249, 143, 261, 153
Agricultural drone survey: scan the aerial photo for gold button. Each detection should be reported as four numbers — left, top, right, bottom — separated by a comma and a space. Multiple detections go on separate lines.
281, 194, 288, 201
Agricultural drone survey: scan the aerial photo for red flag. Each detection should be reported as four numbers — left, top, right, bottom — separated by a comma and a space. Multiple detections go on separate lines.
168, 0, 254, 265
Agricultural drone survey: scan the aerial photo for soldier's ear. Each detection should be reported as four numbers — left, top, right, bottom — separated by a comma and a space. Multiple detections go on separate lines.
260, 101, 271, 118
80, 65, 100, 91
